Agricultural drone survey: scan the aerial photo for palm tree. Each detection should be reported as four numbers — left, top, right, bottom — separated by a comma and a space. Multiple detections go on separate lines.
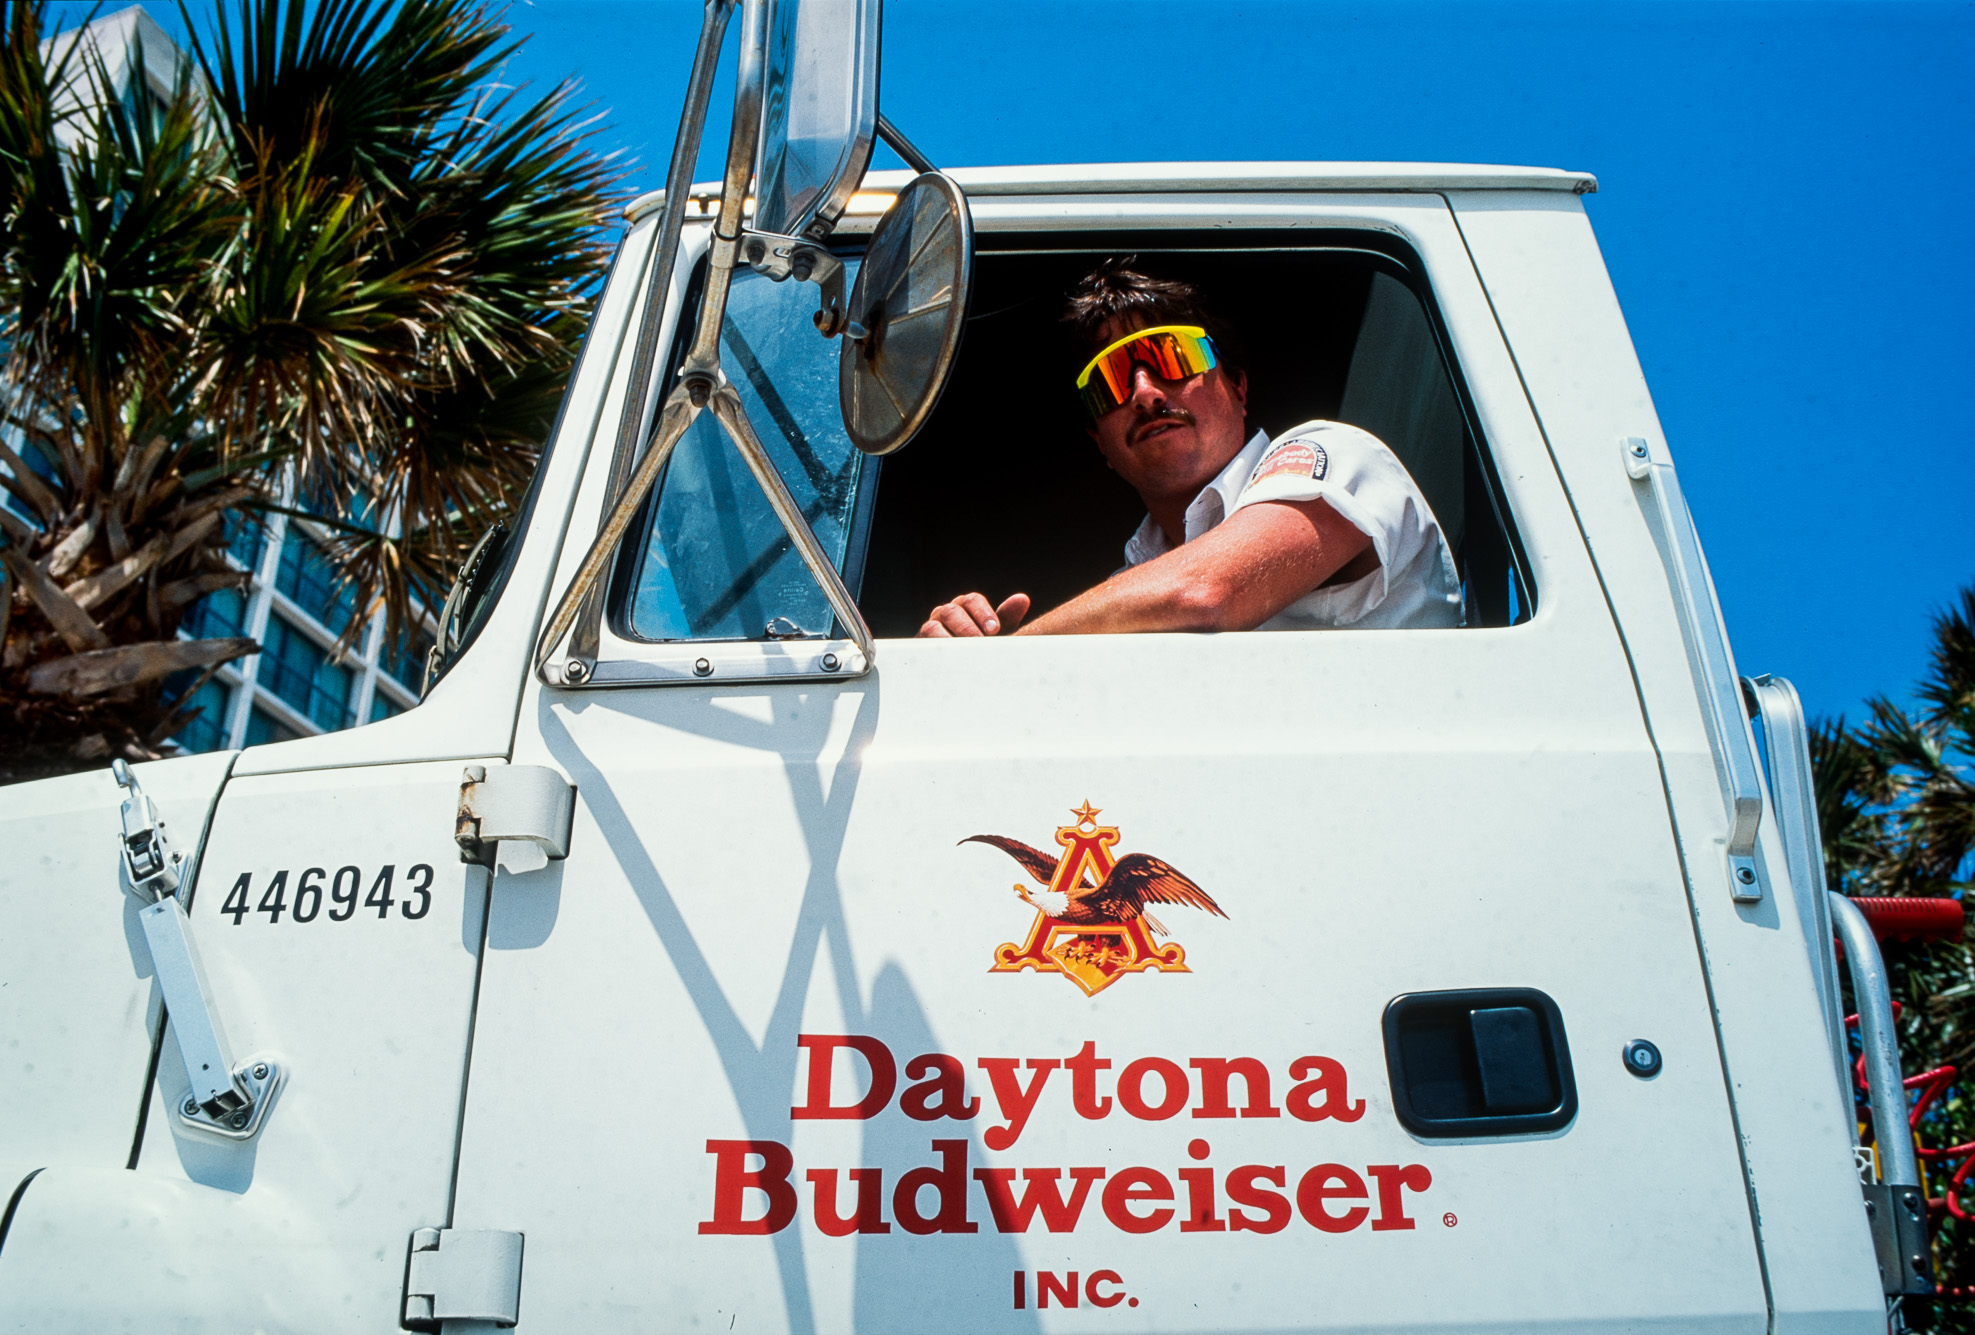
1813, 583, 1975, 1318
0, 0, 620, 781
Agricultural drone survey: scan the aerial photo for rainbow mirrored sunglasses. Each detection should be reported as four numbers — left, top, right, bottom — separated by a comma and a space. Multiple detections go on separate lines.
1074, 324, 1220, 420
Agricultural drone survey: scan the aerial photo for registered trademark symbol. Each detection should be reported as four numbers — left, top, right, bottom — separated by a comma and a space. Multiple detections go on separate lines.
1442, 1212, 1458, 1228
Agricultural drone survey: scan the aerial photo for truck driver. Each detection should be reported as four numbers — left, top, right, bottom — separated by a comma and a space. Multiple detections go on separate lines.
916, 260, 1462, 637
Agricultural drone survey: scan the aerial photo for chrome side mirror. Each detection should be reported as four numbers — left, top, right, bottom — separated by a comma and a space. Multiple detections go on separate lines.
748, 0, 974, 457
753, 0, 881, 242
535, 0, 974, 683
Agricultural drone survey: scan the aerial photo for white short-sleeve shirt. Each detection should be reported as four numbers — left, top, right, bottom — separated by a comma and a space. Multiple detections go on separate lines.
1122, 422, 1462, 631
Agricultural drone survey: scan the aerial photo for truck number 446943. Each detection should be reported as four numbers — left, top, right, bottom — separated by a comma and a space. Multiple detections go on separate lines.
217, 865, 435, 925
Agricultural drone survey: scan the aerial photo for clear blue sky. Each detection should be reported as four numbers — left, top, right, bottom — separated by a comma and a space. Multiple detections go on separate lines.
96, 0, 1975, 725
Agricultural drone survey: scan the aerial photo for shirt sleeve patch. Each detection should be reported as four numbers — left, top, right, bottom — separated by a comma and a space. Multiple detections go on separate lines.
1248, 440, 1327, 487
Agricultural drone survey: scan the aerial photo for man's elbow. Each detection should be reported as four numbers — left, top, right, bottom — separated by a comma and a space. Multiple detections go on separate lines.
1165, 574, 1255, 633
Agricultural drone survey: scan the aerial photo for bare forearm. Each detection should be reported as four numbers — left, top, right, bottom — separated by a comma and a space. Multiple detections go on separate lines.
924, 500, 1371, 639
1017, 498, 1372, 636
1017, 564, 1225, 635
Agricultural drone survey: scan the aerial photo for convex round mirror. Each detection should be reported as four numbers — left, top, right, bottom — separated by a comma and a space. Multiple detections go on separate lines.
839, 171, 973, 456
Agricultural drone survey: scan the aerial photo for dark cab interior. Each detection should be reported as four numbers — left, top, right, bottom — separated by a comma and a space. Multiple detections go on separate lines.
857, 230, 1531, 636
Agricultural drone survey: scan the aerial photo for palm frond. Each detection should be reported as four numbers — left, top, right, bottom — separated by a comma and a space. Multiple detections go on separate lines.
2, 0, 624, 778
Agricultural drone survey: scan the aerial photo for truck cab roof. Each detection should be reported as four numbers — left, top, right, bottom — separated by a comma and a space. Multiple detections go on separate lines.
628, 161, 1601, 223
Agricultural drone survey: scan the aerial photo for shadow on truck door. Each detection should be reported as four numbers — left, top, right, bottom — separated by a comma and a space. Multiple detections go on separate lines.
466, 682, 1033, 1333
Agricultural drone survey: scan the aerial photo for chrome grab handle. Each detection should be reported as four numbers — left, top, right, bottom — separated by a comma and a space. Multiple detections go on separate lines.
1746, 675, 1850, 1110
1830, 893, 1918, 1189
112, 761, 281, 1140
1623, 437, 1762, 900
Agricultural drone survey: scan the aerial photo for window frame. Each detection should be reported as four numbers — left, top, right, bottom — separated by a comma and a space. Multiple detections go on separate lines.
580, 207, 1538, 690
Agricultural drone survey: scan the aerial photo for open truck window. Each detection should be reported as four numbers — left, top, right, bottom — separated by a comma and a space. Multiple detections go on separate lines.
620, 230, 1530, 641
861, 233, 1534, 635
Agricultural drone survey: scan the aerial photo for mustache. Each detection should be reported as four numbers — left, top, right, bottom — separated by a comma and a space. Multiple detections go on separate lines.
1127, 404, 1196, 444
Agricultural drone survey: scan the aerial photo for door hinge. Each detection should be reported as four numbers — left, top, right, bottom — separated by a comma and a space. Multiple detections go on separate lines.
455, 764, 575, 866
404, 1227, 525, 1331
113, 760, 282, 1140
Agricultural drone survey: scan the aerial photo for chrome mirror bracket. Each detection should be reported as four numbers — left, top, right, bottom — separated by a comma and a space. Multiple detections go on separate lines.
740, 228, 849, 336
536, 0, 877, 689
875, 112, 937, 176
535, 387, 705, 686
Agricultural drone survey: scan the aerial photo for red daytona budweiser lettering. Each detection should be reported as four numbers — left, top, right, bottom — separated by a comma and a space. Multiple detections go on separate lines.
698, 1035, 1432, 1238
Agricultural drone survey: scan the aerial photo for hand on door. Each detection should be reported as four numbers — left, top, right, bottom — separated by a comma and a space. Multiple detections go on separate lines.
918, 591, 1032, 637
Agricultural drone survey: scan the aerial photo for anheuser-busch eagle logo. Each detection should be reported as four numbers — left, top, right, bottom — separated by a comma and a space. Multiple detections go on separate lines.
700, 1038, 1435, 1249
964, 802, 1226, 996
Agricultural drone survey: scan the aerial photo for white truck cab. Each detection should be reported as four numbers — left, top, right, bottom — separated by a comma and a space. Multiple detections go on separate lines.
0, 2, 1928, 1332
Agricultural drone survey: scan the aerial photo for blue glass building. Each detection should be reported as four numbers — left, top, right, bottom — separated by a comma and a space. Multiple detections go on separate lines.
162, 513, 432, 752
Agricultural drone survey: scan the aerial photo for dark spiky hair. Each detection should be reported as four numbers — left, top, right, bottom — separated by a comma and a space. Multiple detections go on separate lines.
1061, 257, 1241, 373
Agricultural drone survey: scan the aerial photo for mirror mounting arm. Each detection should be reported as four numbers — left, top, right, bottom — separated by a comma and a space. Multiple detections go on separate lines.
876, 113, 938, 176
534, 0, 878, 687
680, 0, 770, 382
741, 228, 849, 337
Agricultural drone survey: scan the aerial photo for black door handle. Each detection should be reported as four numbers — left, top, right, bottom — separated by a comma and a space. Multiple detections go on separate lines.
1382, 988, 1577, 1137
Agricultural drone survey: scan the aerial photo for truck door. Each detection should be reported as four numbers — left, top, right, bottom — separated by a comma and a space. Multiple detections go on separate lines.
442, 191, 1776, 1334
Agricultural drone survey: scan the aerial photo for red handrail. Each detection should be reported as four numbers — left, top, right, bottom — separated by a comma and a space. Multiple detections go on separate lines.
1852, 897, 1966, 944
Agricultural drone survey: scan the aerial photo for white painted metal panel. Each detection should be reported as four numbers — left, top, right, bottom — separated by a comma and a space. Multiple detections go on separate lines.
447, 198, 1766, 1333
0, 752, 232, 1172
71, 759, 495, 1331
626, 162, 1600, 221
915, 162, 1600, 195
0, 1166, 351, 1334
1448, 191, 1882, 1332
